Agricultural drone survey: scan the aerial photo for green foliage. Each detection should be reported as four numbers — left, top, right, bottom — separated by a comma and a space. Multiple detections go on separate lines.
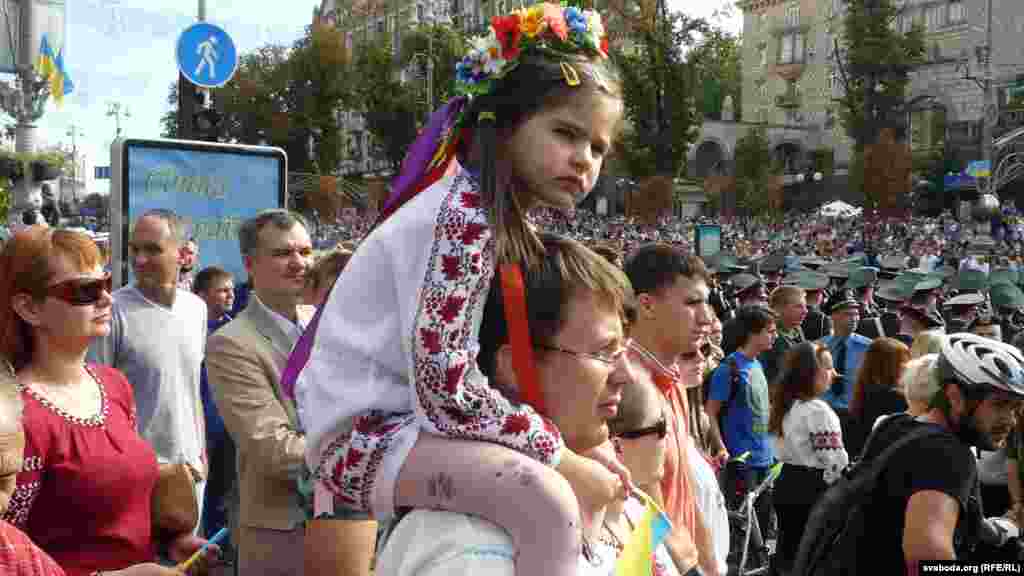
836, 0, 926, 151
689, 28, 742, 121
612, 11, 705, 180
160, 23, 351, 173
733, 125, 773, 218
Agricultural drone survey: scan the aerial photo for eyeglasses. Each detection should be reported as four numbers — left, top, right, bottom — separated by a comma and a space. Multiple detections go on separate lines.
537, 339, 632, 366
615, 416, 668, 440
45, 273, 112, 306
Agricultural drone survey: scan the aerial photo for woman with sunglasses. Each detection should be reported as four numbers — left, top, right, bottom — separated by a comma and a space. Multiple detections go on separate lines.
0, 227, 213, 576
768, 341, 849, 574
607, 374, 680, 575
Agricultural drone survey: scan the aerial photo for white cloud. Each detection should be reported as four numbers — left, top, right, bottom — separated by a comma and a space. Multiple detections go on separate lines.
32, 0, 319, 195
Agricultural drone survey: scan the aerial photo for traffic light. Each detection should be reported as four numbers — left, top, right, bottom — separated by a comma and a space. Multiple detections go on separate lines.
177, 74, 222, 142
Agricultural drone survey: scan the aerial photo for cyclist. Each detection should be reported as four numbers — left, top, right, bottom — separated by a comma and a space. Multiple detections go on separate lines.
854, 333, 1024, 574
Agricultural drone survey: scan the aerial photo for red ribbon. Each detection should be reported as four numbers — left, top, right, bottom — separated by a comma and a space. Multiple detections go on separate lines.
499, 263, 545, 415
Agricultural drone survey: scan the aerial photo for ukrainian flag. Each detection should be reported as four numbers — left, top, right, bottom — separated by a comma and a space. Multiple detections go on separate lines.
615, 491, 674, 576
36, 35, 55, 80
51, 47, 73, 106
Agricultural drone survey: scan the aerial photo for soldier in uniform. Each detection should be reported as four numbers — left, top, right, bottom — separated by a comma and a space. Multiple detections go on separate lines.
847, 267, 884, 339
992, 282, 1024, 346
942, 292, 986, 334
787, 270, 832, 341
761, 284, 807, 383
876, 279, 910, 340
721, 273, 768, 355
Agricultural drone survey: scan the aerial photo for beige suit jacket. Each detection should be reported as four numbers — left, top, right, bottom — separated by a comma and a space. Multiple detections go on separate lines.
207, 298, 316, 531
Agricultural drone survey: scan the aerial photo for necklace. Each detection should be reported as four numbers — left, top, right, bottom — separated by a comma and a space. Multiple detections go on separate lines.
17, 365, 108, 427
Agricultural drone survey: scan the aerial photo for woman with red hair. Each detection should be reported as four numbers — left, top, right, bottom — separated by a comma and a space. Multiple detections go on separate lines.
0, 226, 212, 576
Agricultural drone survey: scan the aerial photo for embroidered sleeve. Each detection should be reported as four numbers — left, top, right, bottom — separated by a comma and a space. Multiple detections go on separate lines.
806, 402, 849, 484
2, 410, 45, 529
411, 183, 563, 467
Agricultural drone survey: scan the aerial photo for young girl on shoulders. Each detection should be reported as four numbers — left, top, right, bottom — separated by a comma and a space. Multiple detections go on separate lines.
288, 4, 630, 574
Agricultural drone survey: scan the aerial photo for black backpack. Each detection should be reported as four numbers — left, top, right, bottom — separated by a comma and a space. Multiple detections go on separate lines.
791, 414, 946, 576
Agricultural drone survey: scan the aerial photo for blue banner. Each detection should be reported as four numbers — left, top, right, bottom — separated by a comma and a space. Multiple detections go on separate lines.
123, 143, 285, 284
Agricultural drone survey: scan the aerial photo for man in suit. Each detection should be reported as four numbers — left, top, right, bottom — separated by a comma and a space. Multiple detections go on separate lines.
207, 210, 317, 575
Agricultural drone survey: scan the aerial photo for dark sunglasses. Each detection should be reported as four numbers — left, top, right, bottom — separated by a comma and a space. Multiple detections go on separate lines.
45, 273, 112, 305
615, 416, 668, 440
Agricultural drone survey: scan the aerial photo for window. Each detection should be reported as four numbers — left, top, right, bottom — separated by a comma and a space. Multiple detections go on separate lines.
759, 46, 767, 67
948, 0, 965, 24
376, 19, 385, 34
779, 32, 804, 64
759, 84, 768, 99
497, 0, 505, 17
925, 4, 946, 30
417, 4, 424, 20
785, 2, 800, 27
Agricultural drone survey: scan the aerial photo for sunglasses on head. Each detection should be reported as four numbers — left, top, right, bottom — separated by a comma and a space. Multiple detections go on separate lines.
45, 273, 112, 305
615, 416, 668, 440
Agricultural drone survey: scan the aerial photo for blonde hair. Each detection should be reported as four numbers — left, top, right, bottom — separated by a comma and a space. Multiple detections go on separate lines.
902, 354, 939, 406
770, 285, 805, 310
0, 361, 22, 434
910, 330, 945, 359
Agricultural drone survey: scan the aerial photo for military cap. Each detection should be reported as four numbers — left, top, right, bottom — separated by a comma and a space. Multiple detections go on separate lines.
799, 256, 828, 270
823, 289, 860, 315
991, 283, 1024, 310
783, 270, 830, 291
880, 253, 908, 272
952, 269, 989, 293
730, 273, 763, 294
990, 268, 1018, 287
845, 267, 879, 291
876, 279, 912, 303
942, 292, 985, 308
759, 252, 788, 273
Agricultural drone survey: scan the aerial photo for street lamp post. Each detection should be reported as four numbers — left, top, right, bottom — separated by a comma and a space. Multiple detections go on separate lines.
106, 102, 131, 139
66, 124, 83, 206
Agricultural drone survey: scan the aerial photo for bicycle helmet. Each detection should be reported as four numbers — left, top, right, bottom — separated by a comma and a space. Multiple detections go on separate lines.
936, 333, 1024, 399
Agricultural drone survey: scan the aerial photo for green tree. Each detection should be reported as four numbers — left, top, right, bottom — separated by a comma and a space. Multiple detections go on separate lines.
733, 125, 774, 218
689, 27, 742, 121
612, 11, 705, 181
351, 38, 419, 171
159, 23, 351, 173
353, 24, 469, 171
834, 0, 926, 153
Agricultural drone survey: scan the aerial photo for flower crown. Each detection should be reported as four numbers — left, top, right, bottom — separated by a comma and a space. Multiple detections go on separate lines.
455, 2, 610, 97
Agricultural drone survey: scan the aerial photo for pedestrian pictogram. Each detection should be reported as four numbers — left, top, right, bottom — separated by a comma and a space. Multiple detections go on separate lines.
176, 22, 238, 89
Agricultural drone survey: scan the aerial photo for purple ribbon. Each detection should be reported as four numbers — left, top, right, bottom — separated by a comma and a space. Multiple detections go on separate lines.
385, 96, 467, 213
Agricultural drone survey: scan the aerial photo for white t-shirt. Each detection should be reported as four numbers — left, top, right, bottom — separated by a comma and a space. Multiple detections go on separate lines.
686, 438, 729, 575
87, 285, 207, 474
375, 496, 680, 576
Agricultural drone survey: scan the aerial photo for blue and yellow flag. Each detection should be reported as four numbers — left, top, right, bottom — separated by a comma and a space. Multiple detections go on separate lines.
36, 35, 55, 80
615, 491, 674, 576
51, 47, 73, 106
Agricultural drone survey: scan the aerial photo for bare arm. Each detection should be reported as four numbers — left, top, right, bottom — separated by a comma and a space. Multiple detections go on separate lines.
704, 399, 728, 461
903, 490, 959, 576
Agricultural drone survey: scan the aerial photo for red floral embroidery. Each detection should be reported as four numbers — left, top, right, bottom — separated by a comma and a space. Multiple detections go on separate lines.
501, 413, 532, 435
461, 191, 481, 209
445, 364, 466, 395
420, 328, 442, 355
460, 222, 487, 245
441, 254, 462, 281
438, 295, 466, 324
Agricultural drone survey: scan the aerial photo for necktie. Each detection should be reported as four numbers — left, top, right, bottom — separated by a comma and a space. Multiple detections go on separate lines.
831, 337, 848, 397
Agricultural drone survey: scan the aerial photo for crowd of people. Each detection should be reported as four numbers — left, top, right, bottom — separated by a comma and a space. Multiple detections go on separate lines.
4, 3, 1024, 576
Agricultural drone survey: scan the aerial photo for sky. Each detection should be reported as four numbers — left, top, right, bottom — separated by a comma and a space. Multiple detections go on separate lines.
31, 0, 740, 196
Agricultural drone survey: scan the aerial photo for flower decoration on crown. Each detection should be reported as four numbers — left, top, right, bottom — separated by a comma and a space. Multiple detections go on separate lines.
455, 2, 610, 97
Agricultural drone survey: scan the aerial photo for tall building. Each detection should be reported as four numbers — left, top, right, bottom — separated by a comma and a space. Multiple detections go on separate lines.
737, 0, 852, 165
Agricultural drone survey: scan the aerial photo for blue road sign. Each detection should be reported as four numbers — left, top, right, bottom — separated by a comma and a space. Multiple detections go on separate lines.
95, 166, 111, 180
176, 22, 238, 88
